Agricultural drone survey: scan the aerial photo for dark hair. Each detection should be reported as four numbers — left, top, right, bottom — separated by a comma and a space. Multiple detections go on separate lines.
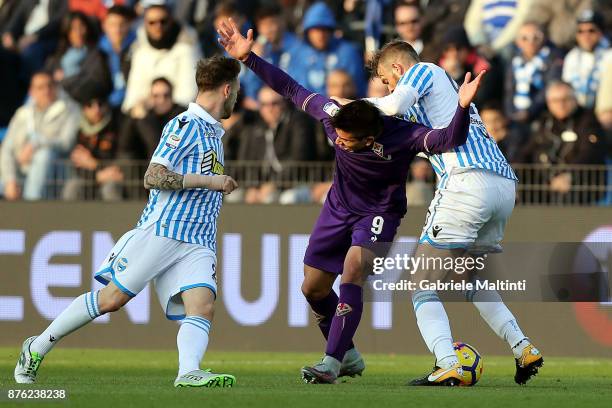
30, 70, 54, 84
195, 56, 241, 92
106, 5, 136, 20
61, 12, 98, 48
394, 1, 421, 15
152, 76, 173, 91
370, 39, 420, 76
214, 1, 241, 18
330, 101, 384, 140
479, 100, 504, 113
255, 4, 282, 23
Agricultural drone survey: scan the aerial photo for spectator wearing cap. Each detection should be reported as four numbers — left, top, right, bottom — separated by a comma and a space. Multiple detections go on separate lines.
393, 2, 424, 55
45, 11, 113, 102
63, 84, 122, 201
464, 0, 535, 56
0, 71, 80, 201
529, 0, 593, 50
118, 77, 185, 161
438, 25, 502, 106
505, 22, 563, 127
241, 4, 299, 110
562, 10, 612, 110
99, 5, 136, 111
122, 0, 201, 115
517, 81, 607, 203
284, 2, 366, 96
1, 0, 69, 77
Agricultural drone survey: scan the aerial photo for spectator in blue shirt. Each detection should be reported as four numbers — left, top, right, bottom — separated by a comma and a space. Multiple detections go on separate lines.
99, 5, 136, 111
284, 2, 366, 97
241, 4, 299, 110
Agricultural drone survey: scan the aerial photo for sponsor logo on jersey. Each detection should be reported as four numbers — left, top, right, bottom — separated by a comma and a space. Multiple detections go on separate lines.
372, 142, 392, 160
432, 225, 442, 238
165, 133, 182, 150
177, 117, 190, 129
336, 302, 353, 316
323, 102, 340, 117
201, 149, 224, 175
116, 257, 128, 272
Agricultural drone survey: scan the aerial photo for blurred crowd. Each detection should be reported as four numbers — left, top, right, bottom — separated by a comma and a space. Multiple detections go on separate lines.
0, 0, 610, 204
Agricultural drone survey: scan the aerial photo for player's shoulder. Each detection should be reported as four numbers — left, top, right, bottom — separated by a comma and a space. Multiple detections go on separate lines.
397, 62, 441, 89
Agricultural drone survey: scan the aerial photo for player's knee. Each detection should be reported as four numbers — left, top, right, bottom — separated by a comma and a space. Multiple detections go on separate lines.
187, 302, 215, 321
98, 287, 131, 313
342, 259, 364, 284
301, 281, 329, 301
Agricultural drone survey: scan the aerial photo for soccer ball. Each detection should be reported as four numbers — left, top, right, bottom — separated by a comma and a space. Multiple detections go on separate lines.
453, 341, 483, 386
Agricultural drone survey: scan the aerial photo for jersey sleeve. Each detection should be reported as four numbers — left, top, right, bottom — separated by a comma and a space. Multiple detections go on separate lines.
402, 105, 470, 154
150, 116, 197, 172
365, 63, 434, 116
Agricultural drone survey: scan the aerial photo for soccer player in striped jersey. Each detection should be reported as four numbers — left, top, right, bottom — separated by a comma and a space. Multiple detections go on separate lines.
361, 40, 543, 385
218, 19, 482, 385
15, 56, 240, 388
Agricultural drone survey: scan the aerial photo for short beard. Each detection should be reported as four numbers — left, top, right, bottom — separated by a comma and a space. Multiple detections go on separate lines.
221, 99, 235, 119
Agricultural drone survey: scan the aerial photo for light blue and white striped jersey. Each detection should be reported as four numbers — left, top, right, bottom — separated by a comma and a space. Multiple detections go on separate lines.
482, 0, 517, 43
136, 103, 225, 253
393, 62, 517, 188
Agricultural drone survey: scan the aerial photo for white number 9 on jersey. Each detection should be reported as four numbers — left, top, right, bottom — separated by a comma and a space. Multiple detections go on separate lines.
371, 216, 384, 235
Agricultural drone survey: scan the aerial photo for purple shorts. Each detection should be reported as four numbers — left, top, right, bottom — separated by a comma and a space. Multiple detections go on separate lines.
303, 199, 401, 275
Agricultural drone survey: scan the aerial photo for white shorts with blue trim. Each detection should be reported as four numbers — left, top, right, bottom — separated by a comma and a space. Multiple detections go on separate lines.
94, 224, 217, 320
419, 169, 516, 253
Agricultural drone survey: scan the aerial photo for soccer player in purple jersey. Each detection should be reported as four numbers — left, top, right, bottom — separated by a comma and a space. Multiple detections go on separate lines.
218, 19, 484, 384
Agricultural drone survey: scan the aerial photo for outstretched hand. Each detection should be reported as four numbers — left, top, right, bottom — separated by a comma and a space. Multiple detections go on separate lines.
458, 70, 486, 108
217, 18, 253, 62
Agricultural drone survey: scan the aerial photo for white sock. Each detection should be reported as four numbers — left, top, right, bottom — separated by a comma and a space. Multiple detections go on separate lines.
468, 286, 526, 356
412, 290, 458, 368
177, 316, 211, 376
30, 291, 103, 356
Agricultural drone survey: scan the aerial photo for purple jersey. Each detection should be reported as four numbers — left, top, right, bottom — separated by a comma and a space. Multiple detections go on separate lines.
243, 53, 470, 217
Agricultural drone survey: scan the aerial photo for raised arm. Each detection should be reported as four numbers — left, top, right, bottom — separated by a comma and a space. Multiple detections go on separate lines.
413, 105, 470, 154
218, 19, 335, 121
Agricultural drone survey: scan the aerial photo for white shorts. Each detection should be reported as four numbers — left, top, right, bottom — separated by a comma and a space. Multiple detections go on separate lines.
94, 224, 217, 320
419, 169, 516, 253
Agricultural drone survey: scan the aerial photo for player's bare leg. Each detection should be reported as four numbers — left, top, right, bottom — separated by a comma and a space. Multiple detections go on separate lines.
173, 287, 235, 388
301, 246, 370, 384
15, 283, 130, 383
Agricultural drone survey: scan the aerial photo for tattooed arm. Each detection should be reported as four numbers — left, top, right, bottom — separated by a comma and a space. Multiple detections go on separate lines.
143, 163, 184, 190
143, 163, 238, 193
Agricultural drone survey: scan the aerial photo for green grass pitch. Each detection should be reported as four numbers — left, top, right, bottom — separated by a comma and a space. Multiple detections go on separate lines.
1, 348, 612, 407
